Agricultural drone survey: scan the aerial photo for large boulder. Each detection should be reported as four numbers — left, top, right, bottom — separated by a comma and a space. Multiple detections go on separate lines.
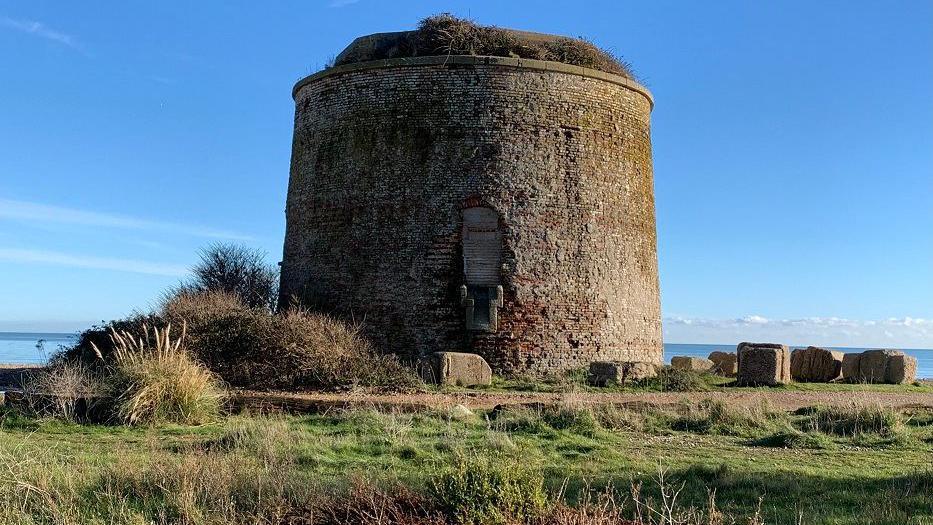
858, 349, 902, 383
841, 353, 861, 381
418, 352, 492, 386
790, 346, 843, 382
736, 342, 791, 386
708, 351, 738, 376
670, 356, 714, 373
588, 361, 658, 387
887, 354, 917, 384
843, 349, 917, 384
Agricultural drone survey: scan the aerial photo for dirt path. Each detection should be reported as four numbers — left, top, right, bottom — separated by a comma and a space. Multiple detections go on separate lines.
231, 388, 933, 414
7, 364, 930, 414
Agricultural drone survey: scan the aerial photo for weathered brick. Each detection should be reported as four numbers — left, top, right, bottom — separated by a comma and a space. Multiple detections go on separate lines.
279, 46, 661, 375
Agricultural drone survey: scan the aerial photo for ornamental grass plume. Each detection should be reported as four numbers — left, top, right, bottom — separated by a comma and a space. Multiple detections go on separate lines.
92, 323, 223, 425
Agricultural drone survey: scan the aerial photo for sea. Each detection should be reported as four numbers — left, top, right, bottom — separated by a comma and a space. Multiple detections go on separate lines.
665, 343, 933, 380
0, 332, 80, 363
0, 333, 931, 379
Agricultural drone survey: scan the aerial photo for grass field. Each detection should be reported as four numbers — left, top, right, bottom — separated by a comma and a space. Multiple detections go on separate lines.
475, 371, 933, 394
1, 394, 932, 524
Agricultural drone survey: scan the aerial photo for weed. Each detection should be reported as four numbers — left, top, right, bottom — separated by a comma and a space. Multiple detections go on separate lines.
432, 453, 548, 524
648, 367, 710, 392
333, 13, 635, 79
802, 404, 903, 438
22, 360, 105, 421
751, 428, 834, 449
671, 399, 784, 436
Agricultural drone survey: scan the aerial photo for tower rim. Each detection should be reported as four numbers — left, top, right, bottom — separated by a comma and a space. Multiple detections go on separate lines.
291, 55, 654, 109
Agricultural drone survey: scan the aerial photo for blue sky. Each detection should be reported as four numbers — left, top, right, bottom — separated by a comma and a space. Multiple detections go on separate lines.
1, 1, 931, 347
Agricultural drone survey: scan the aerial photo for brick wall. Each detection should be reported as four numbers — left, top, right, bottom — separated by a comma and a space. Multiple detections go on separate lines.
280, 56, 662, 374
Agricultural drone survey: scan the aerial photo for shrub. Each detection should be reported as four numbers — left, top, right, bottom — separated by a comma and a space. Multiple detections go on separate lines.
102, 323, 223, 425
22, 361, 105, 421
432, 454, 548, 525
184, 243, 278, 310
542, 36, 633, 78
490, 407, 556, 436
751, 429, 834, 449
161, 290, 419, 390
59, 289, 420, 393
649, 367, 709, 392
54, 313, 164, 364
540, 405, 602, 436
161, 290, 265, 385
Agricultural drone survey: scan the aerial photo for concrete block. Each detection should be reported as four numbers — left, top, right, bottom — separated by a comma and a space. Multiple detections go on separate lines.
736, 342, 791, 386
588, 361, 657, 387
418, 352, 492, 386
841, 353, 861, 382
858, 349, 904, 384
790, 346, 843, 382
708, 351, 737, 376
886, 354, 917, 384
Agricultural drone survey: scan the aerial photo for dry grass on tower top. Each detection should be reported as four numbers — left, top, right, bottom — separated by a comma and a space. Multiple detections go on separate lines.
332, 13, 636, 80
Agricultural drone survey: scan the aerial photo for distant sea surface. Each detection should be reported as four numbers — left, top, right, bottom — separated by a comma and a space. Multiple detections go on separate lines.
0, 333, 930, 379
0, 332, 79, 364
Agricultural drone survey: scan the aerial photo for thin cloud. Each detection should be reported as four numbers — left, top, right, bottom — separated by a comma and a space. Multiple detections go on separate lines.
148, 75, 176, 85
0, 198, 254, 241
0, 248, 188, 277
1, 16, 79, 49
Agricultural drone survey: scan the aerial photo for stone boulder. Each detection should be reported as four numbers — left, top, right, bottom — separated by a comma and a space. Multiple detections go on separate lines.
841, 353, 861, 381
588, 361, 657, 387
859, 349, 902, 383
708, 351, 738, 376
736, 342, 791, 386
418, 352, 492, 386
790, 346, 843, 382
887, 354, 917, 384
670, 356, 714, 373
842, 349, 917, 384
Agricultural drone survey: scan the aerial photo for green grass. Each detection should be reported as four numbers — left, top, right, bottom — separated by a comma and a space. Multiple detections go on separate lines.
451, 369, 933, 394
1, 401, 932, 523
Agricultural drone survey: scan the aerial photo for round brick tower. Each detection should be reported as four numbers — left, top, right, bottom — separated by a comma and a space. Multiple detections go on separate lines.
280, 28, 661, 373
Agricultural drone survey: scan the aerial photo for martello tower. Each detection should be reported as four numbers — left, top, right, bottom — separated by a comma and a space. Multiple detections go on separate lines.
279, 19, 662, 373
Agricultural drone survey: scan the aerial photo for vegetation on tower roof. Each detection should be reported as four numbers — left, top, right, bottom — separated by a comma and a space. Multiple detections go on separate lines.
332, 13, 636, 80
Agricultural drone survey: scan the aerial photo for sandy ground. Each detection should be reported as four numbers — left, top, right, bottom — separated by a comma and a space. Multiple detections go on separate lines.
230, 388, 933, 414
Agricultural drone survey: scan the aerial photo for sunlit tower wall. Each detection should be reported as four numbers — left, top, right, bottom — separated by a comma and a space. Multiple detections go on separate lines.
279, 28, 661, 374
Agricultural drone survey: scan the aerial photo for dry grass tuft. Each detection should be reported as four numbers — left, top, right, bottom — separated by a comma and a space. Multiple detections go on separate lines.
23, 360, 105, 421
333, 13, 635, 80
99, 323, 223, 425
802, 403, 904, 438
